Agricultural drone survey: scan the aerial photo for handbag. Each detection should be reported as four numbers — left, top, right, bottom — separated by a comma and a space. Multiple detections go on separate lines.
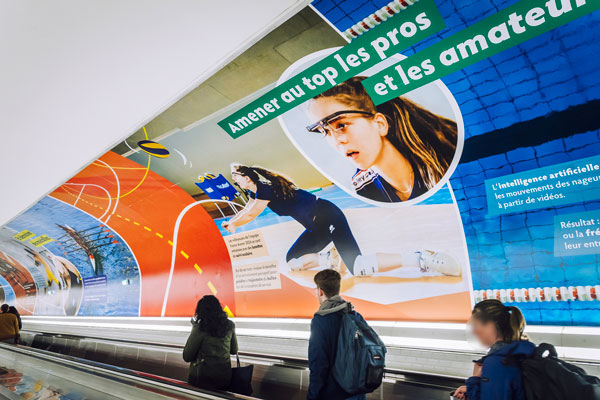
229, 354, 253, 395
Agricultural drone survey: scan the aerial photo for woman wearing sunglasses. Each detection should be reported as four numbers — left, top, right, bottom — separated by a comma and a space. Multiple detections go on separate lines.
306, 76, 457, 203
223, 164, 461, 277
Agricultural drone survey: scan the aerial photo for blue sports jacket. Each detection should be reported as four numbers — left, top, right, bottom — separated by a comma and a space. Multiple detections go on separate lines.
466, 340, 536, 400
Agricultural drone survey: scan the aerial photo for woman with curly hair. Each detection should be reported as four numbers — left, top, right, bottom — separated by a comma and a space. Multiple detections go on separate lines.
183, 295, 238, 390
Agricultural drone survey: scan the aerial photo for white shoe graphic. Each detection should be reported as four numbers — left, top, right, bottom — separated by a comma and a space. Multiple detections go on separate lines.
354, 254, 378, 276
418, 250, 462, 277
288, 258, 303, 271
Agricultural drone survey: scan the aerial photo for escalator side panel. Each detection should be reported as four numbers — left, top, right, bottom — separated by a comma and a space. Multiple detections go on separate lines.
20, 332, 465, 400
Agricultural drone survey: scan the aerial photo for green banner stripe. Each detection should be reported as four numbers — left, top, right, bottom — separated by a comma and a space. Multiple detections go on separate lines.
363, 0, 599, 105
218, 0, 445, 138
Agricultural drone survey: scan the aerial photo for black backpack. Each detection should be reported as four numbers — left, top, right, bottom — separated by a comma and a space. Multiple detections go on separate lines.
521, 343, 600, 400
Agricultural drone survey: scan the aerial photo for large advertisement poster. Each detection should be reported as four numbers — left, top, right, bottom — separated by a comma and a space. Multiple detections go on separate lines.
0, 0, 598, 325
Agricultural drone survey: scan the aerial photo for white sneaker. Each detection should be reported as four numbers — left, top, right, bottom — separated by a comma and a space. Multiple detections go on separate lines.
353, 254, 378, 276
418, 250, 461, 276
288, 258, 303, 271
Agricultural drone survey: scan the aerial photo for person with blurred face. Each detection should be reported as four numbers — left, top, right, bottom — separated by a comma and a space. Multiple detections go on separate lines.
453, 300, 534, 400
307, 76, 457, 203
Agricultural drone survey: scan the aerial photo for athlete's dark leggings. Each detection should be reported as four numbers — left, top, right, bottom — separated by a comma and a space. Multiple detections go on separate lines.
285, 199, 362, 274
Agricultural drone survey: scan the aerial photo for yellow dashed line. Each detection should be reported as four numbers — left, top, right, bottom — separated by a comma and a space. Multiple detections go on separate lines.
207, 281, 217, 296
194, 264, 203, 274
223, 305, 234, 317
68, 196, 199, 269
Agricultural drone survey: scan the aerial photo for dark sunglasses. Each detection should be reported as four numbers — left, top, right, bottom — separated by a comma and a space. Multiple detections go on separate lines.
306, 110, 373, 135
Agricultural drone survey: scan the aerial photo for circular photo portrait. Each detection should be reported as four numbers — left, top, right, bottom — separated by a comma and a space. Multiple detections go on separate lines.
277, 48, 464, 206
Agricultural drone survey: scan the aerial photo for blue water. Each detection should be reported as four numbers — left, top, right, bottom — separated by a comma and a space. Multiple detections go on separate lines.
0, 276, 16, 304
6, 197, 140, 316
216, 183, 453, 236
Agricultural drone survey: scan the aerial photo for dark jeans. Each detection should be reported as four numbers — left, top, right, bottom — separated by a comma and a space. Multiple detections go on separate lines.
286, 199, 361, 274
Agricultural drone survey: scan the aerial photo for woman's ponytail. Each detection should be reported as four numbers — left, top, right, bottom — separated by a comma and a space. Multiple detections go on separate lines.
507, 305, 527, 342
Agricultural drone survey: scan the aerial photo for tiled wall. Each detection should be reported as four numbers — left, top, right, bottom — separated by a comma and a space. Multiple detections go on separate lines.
314, 0, 600, 124
312, 0, 600, 325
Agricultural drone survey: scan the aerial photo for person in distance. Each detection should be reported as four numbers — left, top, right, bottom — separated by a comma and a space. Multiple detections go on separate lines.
7, 306, 21, 330
0, 304, 19, 344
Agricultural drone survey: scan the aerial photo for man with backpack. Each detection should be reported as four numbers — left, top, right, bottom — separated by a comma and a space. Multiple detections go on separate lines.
308, 269, 386, 400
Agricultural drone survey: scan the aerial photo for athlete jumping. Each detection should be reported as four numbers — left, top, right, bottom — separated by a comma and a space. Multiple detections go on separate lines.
222, 164, 461, 277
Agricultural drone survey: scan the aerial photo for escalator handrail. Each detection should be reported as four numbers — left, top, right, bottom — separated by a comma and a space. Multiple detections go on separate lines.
0, 342, 258, 400
20, 329, 468, 383
24, 327, 600, 369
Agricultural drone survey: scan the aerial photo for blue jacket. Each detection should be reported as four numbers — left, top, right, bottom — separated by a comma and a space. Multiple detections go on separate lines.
308, 296, 366, 400
466, 340, 536, 400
